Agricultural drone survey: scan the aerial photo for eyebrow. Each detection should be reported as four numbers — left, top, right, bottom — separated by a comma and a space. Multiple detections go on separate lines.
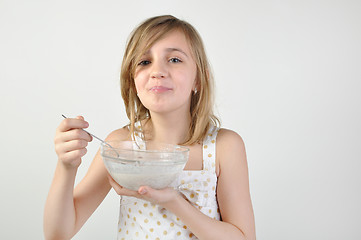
165, 48, 189, 57
143, 48, 189, 58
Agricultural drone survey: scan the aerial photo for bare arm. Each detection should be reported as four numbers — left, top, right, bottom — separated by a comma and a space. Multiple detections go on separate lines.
164, 129, 256, 239
43, 117, 126, 240
108, 128, 256, 239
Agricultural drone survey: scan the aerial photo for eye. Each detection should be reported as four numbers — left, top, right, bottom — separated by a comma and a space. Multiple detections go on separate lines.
138, 60, 151, 66
169, 57, 182, 63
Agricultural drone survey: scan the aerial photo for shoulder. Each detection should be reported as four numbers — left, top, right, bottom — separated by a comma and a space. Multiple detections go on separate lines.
215, 128, 247, 171
216, 128, 245, 151
214, 128, 255, 237
105, 125, 131, 142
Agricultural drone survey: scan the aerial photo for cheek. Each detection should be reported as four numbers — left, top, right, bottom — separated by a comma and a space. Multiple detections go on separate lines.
187, 64, 198, 87
134, 68, 146, 82
176, 77, 195, 98
182, 70, 197, 90
134, 75, 146, 92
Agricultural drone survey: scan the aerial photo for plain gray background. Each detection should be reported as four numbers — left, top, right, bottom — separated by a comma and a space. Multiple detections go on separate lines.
1, 0, 360, 239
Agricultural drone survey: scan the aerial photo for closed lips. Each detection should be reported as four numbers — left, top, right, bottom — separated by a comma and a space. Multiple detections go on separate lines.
149, 86, 172, 92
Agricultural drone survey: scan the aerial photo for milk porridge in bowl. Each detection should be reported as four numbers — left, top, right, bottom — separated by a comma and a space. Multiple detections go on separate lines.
101, 141, 189, 191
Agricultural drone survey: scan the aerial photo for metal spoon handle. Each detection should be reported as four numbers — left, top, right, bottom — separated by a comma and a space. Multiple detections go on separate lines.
61, 114, 118, 156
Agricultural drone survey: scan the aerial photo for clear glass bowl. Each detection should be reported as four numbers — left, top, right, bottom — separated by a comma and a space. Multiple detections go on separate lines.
101, 141, 189, 191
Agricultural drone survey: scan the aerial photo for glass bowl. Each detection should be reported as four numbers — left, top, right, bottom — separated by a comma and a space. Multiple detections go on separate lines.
101, 141, 189, 191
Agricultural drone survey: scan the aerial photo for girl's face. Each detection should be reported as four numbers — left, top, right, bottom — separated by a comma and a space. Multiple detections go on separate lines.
134, 30, 197, 115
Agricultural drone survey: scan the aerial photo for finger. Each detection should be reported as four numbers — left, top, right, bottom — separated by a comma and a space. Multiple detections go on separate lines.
62, 139, 88, 152
58, 117, 89, 132
59, 129, 93, 142
138, 186, 178, 204
137, 186, 158, 201
61, 148, 87, 161
107, 174, 139, 197
138, 186, 149, 195
107, 174, 123, 194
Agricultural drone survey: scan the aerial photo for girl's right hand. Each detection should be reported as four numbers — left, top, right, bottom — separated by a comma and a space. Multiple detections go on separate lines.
54, 116, 93, 169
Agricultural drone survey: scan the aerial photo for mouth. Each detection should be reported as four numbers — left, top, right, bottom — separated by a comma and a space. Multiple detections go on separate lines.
149, 86, 172, 93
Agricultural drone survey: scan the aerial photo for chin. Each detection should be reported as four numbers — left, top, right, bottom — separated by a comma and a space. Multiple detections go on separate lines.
142, 98, 191, 115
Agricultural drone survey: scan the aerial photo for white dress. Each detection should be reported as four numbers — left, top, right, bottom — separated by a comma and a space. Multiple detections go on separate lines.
117, 124, 220, 240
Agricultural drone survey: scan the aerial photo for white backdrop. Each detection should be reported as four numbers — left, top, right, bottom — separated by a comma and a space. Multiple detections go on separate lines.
1, 0, 360, 239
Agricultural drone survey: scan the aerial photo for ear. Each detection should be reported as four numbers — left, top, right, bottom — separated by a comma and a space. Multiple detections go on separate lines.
192, 83, 198, 92
193, 73, 200, 92
193, 69, 207, 92
192, 81, 199, 95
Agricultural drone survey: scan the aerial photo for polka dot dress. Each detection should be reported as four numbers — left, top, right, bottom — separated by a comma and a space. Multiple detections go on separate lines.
117, 124, 220, 239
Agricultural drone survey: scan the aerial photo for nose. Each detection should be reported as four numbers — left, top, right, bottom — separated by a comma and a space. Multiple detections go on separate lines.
151, 61, 167, 79
151, 71, 165, 79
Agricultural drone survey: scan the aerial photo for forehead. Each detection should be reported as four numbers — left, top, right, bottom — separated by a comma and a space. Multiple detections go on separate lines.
141, 30, 192, 56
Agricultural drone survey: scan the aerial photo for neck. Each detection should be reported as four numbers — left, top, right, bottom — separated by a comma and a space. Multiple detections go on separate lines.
146, 111, 191, 145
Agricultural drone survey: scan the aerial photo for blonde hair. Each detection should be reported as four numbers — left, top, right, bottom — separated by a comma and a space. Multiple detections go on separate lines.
120, 15, 220, 145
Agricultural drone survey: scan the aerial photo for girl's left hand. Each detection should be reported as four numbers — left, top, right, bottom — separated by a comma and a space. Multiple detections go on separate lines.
107, 173, 181, 206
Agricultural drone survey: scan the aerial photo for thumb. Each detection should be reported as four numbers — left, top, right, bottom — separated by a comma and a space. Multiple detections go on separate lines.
137, 186, 177, 205
76, 115, 84, 120
138, 186, 149, 195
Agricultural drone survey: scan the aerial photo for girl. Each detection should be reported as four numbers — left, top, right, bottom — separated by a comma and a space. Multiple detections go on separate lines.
44, 15, 256, 240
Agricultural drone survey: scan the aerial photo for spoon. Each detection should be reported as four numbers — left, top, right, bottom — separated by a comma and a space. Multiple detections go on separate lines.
61, 114, 119, 157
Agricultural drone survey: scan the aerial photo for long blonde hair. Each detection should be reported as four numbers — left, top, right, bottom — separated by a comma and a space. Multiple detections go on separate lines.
120, 15, 220, 145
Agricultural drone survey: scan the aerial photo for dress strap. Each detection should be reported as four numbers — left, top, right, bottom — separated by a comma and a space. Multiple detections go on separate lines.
132, 122, 219, 170
132, 121, 146, 149
202, 126, 219, 173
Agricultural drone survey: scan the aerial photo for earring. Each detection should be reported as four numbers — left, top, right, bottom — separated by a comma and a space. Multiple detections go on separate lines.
194, 88, 198, 94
